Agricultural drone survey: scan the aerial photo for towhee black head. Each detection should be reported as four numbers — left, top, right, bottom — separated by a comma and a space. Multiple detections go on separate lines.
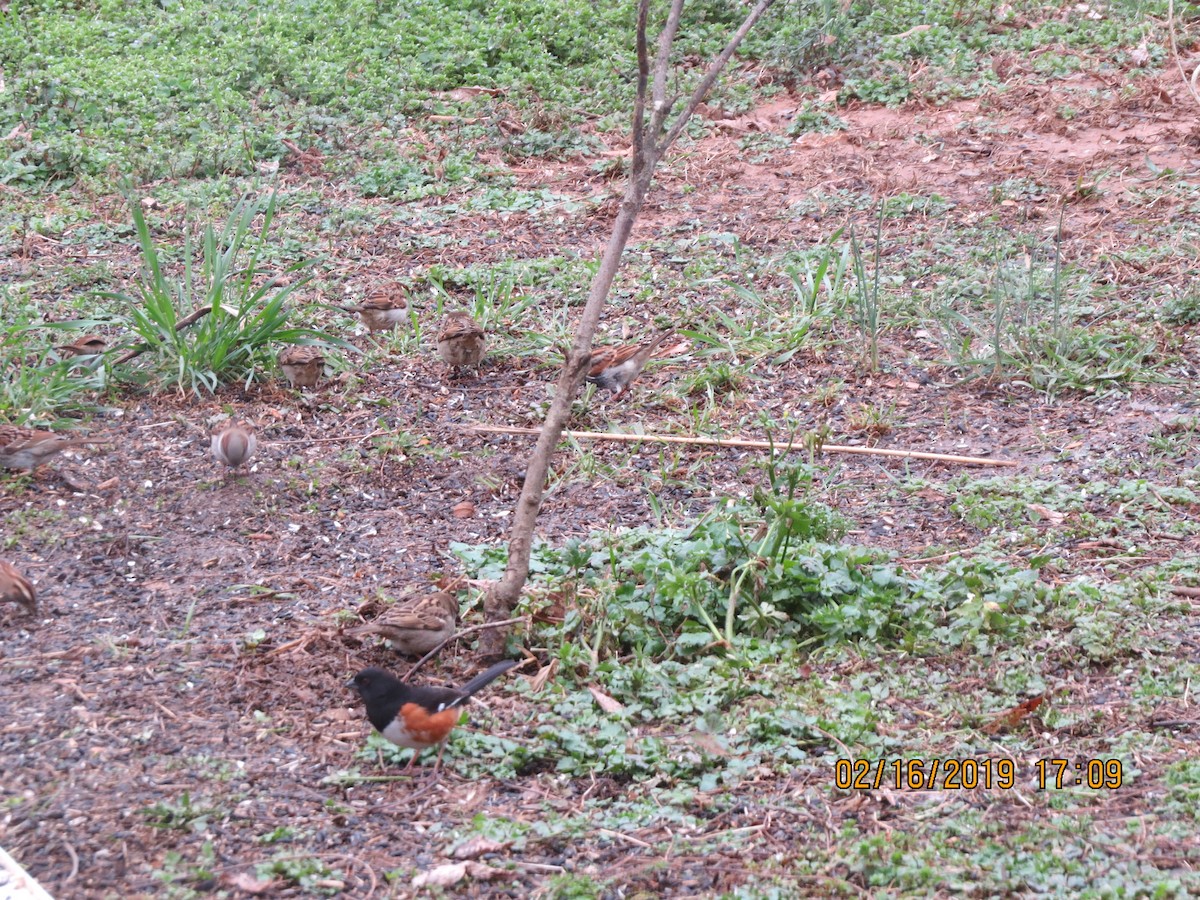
347, 659, 518, 772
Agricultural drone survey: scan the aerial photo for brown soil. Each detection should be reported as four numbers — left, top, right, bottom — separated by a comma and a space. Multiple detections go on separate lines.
3, 64, 1200, 897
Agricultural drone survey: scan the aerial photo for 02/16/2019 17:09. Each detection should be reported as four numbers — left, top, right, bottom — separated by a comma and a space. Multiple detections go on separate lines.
834, 758, 1124, 791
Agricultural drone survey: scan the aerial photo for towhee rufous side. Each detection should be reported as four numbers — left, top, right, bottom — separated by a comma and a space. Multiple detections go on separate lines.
348, 659, 517, 772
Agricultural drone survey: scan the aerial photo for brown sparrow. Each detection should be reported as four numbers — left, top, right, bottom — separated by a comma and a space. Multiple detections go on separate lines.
278, 345, 325, 389
56, 334, 108, 357
0, 561, 36, 615
436, 312, 486, 370
0, 424, 96, 471
586, 329, 674, 398
341, 285, 409, 334
349, 591, 458, 656
211, 422, 257, 471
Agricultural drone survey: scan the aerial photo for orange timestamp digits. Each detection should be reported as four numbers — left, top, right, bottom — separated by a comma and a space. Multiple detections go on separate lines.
835, 757, 1016, 791
1034, 758, 1123, 790
834, 758, 1125, 791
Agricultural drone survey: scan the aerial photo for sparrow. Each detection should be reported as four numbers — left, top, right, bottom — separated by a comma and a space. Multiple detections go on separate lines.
341, 285, 409, 334
56, 334, 108, 357
277, 345, 325, 389
348, 659, 518, 772
586, 329, 674, 398
0, 424, 96, 472
0, 561, 36, 615
436, 313, 487, 370
211, 422, 257, 471
349, 591, 458, 656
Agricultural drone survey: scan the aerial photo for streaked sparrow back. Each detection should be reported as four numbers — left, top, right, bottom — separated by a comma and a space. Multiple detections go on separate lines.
586, 329, 674, 398
350, 591, 458, 656
436, 312, 487, 369
0, 561, 36, 615
342, 284, 409, 333
278, 345, 326, 389
0, 425, 97, 471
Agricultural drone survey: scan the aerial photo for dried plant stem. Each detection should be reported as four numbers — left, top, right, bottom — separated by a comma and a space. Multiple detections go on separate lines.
113, 305, 213, 365
404, 617, 529, 680
468, 424, 1017, 468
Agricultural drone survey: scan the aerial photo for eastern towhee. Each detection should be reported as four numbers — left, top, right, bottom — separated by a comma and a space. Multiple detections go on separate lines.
348, 659, 518, 771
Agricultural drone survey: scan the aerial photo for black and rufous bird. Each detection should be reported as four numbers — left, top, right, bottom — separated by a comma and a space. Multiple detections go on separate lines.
348, 660, 518, 772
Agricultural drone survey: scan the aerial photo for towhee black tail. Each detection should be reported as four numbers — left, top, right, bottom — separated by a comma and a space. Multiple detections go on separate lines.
348, 659, 518, 772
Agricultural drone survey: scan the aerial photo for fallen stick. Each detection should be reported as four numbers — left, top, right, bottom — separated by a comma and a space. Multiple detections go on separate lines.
114, 306, 214, 365
466, 424, 1018, 468
404, 616, 530, 680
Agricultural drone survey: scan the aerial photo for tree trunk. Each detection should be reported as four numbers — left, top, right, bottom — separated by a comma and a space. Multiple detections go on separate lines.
477, 0, 776, 660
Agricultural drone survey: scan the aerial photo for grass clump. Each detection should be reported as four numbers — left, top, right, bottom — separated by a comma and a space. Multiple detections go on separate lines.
100, 190, 347, 396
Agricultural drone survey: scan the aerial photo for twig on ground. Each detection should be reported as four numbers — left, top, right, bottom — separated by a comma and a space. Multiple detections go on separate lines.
467, 424, 1017, 468
404, 617, 529, 680
114, 306, 214, 364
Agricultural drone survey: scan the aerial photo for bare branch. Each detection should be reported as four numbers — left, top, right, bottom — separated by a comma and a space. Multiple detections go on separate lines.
632, 0, 651, 157
650, 0, 686, 136
661, 0, 777, 151
403, 617, 529, 681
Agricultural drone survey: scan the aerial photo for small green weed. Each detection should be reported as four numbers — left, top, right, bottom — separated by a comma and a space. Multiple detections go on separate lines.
255, 854, 346, 896
848, 211, 885, 372
149, 843, 218, 900
788, 101, 847, 136
934, 228, 1156, 395
143, 792, 221, 833
711, 230, 847, 365
0, 294, 111, 423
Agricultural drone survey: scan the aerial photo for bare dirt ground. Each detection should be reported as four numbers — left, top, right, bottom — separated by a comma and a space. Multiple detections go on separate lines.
3, 64, 1200, 897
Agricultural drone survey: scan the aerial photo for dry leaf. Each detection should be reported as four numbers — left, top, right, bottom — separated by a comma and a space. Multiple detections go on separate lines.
684, 732, 731, 758
656, 338, 690, 357
445, 86, 503, 101
1028, 504, 1065, 525
413, 863, 468, 888
412, 862, 504, 888
450, 836, 509, 860
983, 694, 1046, 734
588, 684, 624, 714
224, 873, 280, 894
529, 660, 558, 693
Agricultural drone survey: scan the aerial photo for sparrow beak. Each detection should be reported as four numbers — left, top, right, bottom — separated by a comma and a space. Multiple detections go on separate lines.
344, 677, 357, 691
